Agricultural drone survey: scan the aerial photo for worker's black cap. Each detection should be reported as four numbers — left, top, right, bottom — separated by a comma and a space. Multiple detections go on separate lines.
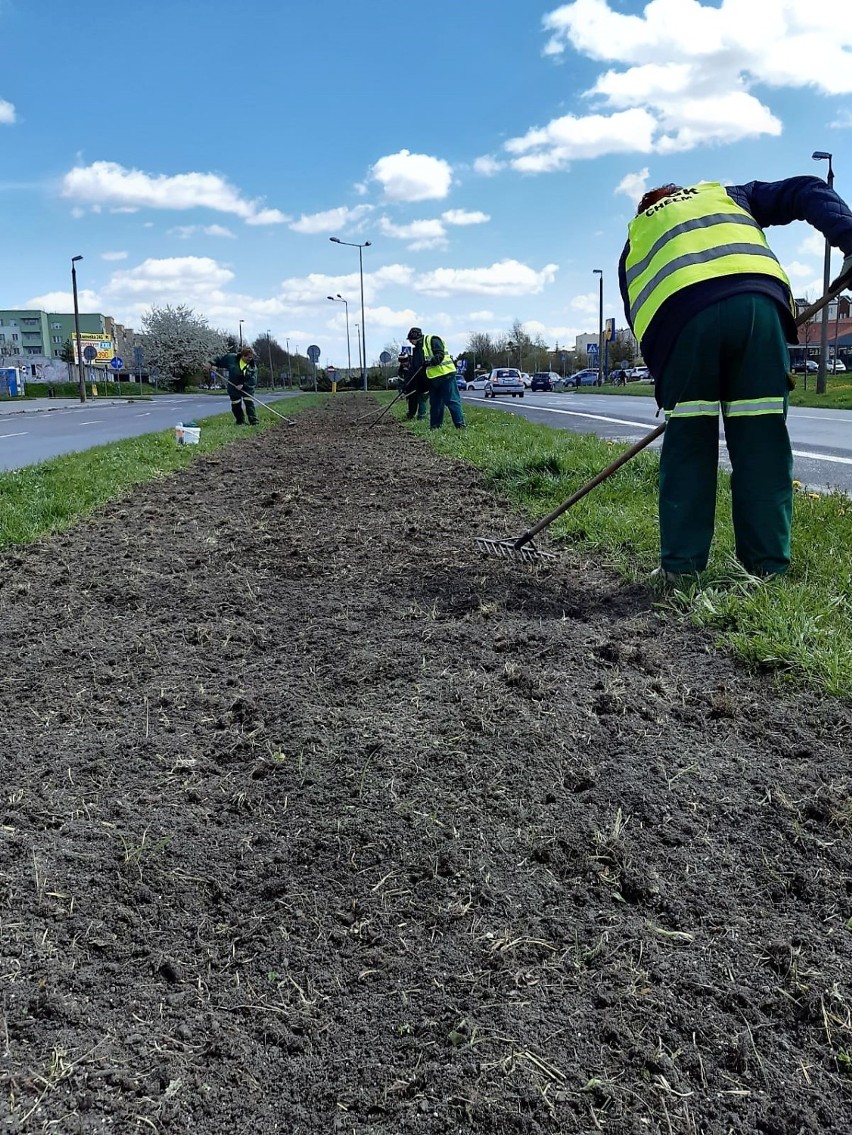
406, 327, 423, 341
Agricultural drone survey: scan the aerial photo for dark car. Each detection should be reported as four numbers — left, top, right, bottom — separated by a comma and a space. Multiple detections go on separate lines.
573, 368, 601, 387
531, 371, 564, 392
791, 359, 819, 374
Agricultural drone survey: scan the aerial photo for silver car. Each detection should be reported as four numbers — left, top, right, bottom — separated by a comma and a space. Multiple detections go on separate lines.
485, 368, 525, 398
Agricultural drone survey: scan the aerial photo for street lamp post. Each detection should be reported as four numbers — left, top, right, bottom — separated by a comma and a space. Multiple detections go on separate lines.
813, 151, 834, 395
593, 269, 604, 386
506, 341, 514, 367
355, 323, 362, 382
330, 237, 371, 391
328, 294, 352, 383
285, 338, 292, 388
71, 255, 86, 403
266, 329, 274, 390
238, 319, 245, 349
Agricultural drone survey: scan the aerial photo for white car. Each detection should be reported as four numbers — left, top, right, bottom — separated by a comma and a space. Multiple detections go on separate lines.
829, 359, 847, 373
485, 368, 525, 397
465, 375, 489, 391
520, 372, 532, 388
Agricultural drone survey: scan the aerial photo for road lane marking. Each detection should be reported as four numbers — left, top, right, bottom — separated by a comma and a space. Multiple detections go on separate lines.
468, 398, 852, 466
791, 449, 852, 466
0, 431, 28, 438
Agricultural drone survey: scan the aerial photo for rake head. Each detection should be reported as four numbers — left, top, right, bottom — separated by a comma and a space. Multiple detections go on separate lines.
475, 536, 558, 564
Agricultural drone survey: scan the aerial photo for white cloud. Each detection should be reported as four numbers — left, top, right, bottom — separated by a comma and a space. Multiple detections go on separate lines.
278, 264, 414, 305
169, 224, 236, 239
442, 209, 490, 225
615, 167, 650, 206
0, 98, 15, 124
61, 161, 289, 224
506, 109, 657, 172
473, 156, 504, 177
513, 0, 852, 170
103, 257, 234, 300
370, 149, 453, 201
289, 204, 372, 234
26, 289, 101, 312
414, 260, 559, 297
830, 108, 852, 129
379, 217, 447, 250
100, 251, 128, 261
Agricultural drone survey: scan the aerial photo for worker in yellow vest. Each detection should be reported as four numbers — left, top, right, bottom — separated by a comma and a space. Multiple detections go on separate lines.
406, 327, 465, 430
619, 178, 852, 582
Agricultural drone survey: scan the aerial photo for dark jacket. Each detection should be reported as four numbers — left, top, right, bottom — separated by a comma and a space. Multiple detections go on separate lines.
618, 176, 852, 380
213, 352, 258, 392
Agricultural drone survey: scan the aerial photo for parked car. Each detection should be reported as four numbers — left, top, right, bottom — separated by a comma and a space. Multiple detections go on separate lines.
520, 372, 532, 388
531, 371, 565, 392
485, 368, 525, 397
455, 374, 467, 390
791, 359, 819, 373
622, 365, 651, 382
466, 374, 489, 391
572, 368, 601, 387
830, 359, 847, 373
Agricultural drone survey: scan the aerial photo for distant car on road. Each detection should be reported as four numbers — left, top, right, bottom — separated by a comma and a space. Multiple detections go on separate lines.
572, 368, 601, 387
455, 374, 467, 390
465, 375, 489, 391
791, 359, 819, 374
485, 368, 525, 398
520, 372, 532, 388
531, 371, 565, 392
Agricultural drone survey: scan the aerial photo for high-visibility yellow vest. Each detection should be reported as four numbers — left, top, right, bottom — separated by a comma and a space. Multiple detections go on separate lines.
422, 334, 456, 380
625, 183, 792, 346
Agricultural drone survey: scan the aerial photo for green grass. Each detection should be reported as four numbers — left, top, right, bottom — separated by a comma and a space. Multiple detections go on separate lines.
399, 400, 852, 698
0, 396, 314, 546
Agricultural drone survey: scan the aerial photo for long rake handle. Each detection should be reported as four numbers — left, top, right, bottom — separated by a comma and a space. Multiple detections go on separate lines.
514, 424, 666, 548
368, 388, 406, 427
242, 392, 296, 424
511, 272, 851, 551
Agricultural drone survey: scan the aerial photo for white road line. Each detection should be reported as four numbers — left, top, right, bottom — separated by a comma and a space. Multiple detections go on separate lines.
472, 398, 852, 467
79, 419, 100, 425
466, 396, 649, 430
792, 449, 852, 466
0, 431, 28, 438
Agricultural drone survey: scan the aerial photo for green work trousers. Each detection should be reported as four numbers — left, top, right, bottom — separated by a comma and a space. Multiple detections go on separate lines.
656, 293, 793, 576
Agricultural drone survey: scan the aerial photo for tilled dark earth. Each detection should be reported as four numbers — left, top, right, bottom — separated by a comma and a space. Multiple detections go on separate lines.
1, 396, 851, 1135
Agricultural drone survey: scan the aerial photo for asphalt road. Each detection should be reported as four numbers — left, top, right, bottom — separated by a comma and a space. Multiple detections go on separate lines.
461, 389, 852, 496
2, 390, 851, 496
0, 392, 298, 472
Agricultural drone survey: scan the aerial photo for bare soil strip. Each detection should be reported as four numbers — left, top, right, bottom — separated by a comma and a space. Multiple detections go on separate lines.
2, 396, 850, 1134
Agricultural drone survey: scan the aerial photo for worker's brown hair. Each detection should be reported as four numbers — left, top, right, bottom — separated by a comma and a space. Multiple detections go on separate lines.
636, 184, 683, 214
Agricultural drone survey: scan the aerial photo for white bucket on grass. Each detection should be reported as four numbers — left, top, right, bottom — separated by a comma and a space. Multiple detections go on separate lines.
175, 422, 201, 445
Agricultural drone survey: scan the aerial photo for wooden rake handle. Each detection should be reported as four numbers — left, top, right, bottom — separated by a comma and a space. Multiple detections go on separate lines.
514, 423, 666, 549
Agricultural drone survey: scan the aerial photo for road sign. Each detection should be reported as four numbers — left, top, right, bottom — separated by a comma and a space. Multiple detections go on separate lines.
307, 344, 321, 362
110, 356, 124, 370
83, 346, 98, 362
133, 346, 144, 365
379, 351, 392, 364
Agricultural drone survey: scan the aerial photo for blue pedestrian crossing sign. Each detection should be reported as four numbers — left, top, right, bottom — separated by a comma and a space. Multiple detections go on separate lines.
110, 356, 124, 370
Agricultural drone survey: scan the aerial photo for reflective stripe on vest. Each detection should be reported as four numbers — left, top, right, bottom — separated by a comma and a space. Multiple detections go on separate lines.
626, 184, 792, 347
423, 334, 456, 380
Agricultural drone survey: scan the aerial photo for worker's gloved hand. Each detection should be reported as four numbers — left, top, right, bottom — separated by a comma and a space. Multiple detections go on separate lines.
830, 252, 852, 291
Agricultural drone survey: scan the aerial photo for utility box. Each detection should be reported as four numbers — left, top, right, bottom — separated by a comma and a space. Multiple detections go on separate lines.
0, 367, 25, 397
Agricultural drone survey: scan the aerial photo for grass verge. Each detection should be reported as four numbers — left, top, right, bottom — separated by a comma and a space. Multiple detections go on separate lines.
0, 396, 313, 546
399, 400, 852, 698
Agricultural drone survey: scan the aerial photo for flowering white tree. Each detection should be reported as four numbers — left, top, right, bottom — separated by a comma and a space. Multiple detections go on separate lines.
140, 304, 226, 391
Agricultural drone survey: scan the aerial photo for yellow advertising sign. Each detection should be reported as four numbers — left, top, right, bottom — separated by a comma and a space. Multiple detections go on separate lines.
73, 334, 115, 363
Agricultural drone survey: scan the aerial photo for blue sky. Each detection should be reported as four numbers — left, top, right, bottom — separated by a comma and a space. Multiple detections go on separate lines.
2, 0, 851, 367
